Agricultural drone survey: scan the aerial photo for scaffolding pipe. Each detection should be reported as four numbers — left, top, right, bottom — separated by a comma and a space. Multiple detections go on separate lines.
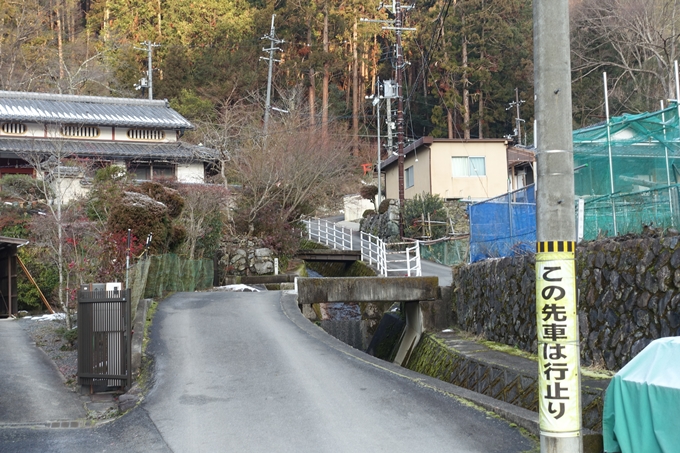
604, 72, 618, 235
660, 101, 674, 227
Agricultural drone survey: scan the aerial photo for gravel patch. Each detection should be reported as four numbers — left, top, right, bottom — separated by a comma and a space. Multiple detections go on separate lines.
18, 314, 78, 388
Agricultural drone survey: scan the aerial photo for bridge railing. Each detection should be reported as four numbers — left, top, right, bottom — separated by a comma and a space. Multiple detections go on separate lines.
302, 217, 353, 251
301, 217, 421, 277
361, 232, 421, 277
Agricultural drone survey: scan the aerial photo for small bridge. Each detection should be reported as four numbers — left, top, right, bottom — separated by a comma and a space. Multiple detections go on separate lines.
295, 249, 361, 262
296, 276, 439, 366
301, 217, 422, 277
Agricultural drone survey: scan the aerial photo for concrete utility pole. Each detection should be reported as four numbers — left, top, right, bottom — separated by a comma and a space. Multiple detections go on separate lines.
362, 1, 415, 238
260, 14, 284, 134
135, 41, 160, 100
534, 0, 582, 451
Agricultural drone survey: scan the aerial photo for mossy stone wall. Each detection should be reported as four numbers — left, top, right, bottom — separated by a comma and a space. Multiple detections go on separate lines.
453, 234, 680, 371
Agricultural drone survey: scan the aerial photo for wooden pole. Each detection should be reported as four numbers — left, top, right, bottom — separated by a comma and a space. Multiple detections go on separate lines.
17, 256, 54, 314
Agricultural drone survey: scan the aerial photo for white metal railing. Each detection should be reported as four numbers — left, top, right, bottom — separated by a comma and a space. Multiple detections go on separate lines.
302, 217, 353, 251
302, 217, 421, 277
361, 231, 421, 277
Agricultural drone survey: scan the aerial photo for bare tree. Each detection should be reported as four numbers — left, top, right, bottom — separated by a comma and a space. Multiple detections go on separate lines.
226, 108, 358, 236
17, 140, 91, 328
177, 184, 229, 260
571, 0, 680, 118
0, 0, 51, 90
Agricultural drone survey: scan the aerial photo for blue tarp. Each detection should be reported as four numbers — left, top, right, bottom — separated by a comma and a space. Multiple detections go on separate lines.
469, 185, 536, 263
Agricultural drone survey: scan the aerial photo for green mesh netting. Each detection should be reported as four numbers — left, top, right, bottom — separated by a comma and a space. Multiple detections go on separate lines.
579, 185, 680, 240
419, 239, 469, 266
574, 103, 680, 239
139, 254, 214, 300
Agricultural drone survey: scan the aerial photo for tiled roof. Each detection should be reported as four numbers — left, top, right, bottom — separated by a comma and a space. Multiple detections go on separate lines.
0, 137, 216, 161
0, 91, 194, 129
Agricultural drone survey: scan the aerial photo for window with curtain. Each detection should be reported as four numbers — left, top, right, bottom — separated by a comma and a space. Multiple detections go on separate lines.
451, 156, 486, 176
469, 157, 486, 176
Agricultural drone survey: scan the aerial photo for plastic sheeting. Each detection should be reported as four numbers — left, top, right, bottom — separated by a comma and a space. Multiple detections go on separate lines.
469, 185, 536, 263
603, 337, 680, 453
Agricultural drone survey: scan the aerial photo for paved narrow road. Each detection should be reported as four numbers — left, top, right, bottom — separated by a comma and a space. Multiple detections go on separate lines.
144, 290, 537, 453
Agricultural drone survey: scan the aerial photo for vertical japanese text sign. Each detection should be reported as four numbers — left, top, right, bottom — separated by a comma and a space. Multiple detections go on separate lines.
536, 241, 581, 437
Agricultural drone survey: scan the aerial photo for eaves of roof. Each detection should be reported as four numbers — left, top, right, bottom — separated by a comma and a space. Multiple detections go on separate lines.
0, 91, 194, 130
380, 137, 508, 170
0, 137, 217, 161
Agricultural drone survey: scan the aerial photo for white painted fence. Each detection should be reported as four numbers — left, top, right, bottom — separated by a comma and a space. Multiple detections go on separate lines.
302, 217, 421, 277
303, 217, 354, 250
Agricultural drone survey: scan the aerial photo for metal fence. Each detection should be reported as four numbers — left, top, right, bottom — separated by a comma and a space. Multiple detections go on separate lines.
301, 217, 422, 277
360, 232, 421, 277
303, 217, 354, 250
77, 289, 132, 391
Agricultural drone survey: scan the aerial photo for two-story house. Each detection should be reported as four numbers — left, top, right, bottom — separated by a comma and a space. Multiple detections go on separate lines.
380, 137, 514, 202
0, 91, 213, 201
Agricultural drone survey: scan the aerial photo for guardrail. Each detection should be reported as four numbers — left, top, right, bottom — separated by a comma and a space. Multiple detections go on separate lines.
361, 232, 421, 277
302, 217, 421, 277
302, 217, 353, 250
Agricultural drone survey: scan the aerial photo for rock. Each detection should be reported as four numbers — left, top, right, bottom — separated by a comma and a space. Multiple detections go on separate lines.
254, 248, 271, 258
117, 393, 139, 412
253, 261, 273, 275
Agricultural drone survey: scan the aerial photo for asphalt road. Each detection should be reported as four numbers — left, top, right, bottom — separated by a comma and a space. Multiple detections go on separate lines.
143, 290, 537, 453
0, 290, 537, 452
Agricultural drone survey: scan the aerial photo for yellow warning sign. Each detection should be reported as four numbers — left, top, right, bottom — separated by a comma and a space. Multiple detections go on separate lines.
536, 243, 581, 435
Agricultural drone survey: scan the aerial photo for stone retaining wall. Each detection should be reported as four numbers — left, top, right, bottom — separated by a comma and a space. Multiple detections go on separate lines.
453, 232, 680, 371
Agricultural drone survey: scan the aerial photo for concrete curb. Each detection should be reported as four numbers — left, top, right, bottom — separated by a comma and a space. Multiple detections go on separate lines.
279, 291, 541, 437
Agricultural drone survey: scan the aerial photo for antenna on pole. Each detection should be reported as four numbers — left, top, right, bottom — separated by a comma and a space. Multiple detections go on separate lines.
134, 41, 160, 100
260, 14, 285, 133
361, 1, 415, 239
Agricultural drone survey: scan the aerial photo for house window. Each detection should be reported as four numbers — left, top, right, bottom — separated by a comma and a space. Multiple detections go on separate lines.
405, 165, 414, 188
127, 129, 165, 141
129, 162, 176, 181
451, 156, 486, 177
60, 125, 100, 138
1, 123, 27, 135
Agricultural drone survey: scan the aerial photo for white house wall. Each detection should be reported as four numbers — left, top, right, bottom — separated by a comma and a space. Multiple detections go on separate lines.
0, 122, 176, 143
177, 162, 205, 183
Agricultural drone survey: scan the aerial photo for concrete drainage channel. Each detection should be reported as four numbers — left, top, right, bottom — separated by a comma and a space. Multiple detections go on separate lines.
293, 276, 606, 453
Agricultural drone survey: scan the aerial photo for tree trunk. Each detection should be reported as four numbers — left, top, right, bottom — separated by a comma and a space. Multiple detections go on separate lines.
322, 3, 329, 141
478, 90, 483, 139
447, 110, 453, 139
56, 6, 64, 81
462, 34, 470, 140
308, 27, 315, 127
352, 18, 359, 155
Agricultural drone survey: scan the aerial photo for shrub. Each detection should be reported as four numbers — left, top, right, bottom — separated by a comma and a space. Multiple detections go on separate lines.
378, 198, 391, 214
403, 193, 448, 239
134, 182, 185, 218
107, 192, 171, 254
0, 174, 50, 201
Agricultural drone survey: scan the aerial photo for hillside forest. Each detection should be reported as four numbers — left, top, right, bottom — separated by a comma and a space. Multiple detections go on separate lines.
2, 0, 679, 143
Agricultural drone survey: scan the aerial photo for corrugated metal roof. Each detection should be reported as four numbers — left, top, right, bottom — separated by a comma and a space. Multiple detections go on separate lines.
0, 137, 216, 161
0, 91, 194, 129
